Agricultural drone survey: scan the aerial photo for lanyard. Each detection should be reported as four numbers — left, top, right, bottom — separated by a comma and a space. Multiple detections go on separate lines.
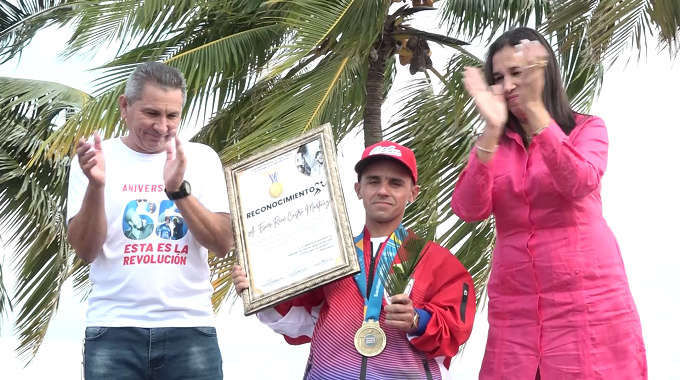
352, 225, 406, 322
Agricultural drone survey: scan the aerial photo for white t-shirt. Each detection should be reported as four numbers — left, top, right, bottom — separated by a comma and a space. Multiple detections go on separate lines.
67, 138, 230, 327
371, 237, 386, 257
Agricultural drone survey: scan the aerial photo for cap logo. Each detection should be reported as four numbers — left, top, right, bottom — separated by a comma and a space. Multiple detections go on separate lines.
369, 145, 402, 157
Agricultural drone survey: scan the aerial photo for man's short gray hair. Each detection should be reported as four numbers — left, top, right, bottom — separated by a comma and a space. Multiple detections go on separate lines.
124, 62, 187, 106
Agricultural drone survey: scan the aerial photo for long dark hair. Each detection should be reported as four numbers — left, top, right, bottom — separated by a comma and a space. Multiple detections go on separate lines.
483, 27, 577, 137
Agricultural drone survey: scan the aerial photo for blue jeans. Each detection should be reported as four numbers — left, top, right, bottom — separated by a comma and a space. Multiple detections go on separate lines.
83, 326, 223, 380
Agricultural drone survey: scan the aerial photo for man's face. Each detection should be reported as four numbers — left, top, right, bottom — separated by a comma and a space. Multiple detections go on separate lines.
354, 159, 419, 225
119, 83, 183, 153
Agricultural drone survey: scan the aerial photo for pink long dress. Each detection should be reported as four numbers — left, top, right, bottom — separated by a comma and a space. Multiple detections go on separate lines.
451, 114, 647, 379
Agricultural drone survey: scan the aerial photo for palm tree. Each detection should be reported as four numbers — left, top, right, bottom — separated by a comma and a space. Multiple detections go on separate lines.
0, 0, 677, 363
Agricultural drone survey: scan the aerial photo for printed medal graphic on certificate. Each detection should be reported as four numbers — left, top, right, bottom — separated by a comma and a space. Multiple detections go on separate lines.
226, 124, 359, 315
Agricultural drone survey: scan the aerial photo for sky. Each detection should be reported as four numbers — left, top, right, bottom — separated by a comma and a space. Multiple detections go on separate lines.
1, 11, 679, 380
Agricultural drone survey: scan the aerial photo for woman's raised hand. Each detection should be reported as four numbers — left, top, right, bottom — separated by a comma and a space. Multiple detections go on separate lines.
463, 67, 507, 133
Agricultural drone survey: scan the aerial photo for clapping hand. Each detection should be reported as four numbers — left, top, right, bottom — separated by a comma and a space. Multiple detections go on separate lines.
514, 39, 550, 110
463, 67, 507, 132
76, 132, 105, 187
164, 137, 187, 192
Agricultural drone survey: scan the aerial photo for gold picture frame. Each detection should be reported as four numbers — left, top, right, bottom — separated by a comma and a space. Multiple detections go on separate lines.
225, 123, 359, 315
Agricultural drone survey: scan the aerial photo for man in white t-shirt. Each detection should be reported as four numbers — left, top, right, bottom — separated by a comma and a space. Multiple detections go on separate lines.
67, 62, 233, 380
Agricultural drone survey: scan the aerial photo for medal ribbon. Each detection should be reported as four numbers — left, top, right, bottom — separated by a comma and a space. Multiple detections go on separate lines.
353, 225, 407, 322
269, 172, 278, 183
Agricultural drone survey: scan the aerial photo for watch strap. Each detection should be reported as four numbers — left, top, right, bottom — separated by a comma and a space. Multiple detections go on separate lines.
166, 180, 190, 200
411, 310, 420, 330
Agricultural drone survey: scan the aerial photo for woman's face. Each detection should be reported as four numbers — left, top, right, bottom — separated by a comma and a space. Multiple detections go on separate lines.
491, 45, 527, 121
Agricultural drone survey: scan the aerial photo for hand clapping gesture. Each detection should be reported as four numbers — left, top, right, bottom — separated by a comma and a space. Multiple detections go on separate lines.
76, 132, 106, 187
463, 39, 551, 137
462, 68, 507, 132
514, 39, 550, 112
164, 137, 187, 192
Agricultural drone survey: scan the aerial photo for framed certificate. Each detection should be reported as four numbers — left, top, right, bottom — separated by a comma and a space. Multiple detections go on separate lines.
226, 123, 360, 315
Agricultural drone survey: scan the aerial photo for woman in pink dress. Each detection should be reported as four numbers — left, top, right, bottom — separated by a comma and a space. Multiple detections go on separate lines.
451, 27, 647, 379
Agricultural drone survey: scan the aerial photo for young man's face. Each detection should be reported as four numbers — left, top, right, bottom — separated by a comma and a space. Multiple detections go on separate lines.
354, 159, 419, 225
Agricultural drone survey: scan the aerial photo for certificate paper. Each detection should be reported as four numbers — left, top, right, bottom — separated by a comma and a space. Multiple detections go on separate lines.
226, 124, 359, 315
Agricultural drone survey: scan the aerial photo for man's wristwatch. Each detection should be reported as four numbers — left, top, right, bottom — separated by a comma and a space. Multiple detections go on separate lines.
411, 311, 420, 331
165, 180, 191, 201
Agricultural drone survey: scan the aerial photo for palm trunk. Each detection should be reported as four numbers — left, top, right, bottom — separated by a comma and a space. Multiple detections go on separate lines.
363, 42, 390, 147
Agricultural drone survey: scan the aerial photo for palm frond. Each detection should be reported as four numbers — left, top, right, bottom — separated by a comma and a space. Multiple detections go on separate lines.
91, 22, 286, 126
41, 10, 288, 161
38, 83, 123, 162
163, 24, 286, 123
439, 0, 549, 42
209, 251, 238, 314
648, 0, 680, 59
0, 76, 95, 164
265, 0, 386, 78
380, 228, 432, 297
0, 258, 12, 335
190, 76, 277, 152
193, 52, 392, 155
0, 0, 74, 64
544, 0, 680, 67
0, 93, 73, 363
60, 0, 215, 60
69, 256, 91, 302
214, 53, 366, 163
555, 26, 605, 113
0, 76, 91, 111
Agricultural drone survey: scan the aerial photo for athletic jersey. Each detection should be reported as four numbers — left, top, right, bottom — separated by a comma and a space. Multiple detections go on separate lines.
257, 231, 476, 379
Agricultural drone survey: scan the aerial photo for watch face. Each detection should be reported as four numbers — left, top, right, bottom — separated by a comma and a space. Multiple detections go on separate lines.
183, 181, 191, 195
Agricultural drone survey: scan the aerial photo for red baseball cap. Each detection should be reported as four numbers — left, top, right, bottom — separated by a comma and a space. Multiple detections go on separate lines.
354, 141, 418, 183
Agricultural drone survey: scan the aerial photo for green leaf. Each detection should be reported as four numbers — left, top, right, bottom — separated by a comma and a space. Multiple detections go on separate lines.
0, 258, 12, 335
215, 54, 366, 163
0, 76, 94, 164
439, 0, 550, 42
264, 0, 386, 78
380, 228, 431, 297
61, 0, 216, 60
0, 86, 75, 362
544, 0, 680, 66
0, 0, 74, 64
555, 26, 604, 113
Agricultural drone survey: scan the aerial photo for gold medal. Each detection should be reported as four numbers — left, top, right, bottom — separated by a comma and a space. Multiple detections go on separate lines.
354, 319, 386, 357
268, 181, 283, 198
267, 171, 283, 198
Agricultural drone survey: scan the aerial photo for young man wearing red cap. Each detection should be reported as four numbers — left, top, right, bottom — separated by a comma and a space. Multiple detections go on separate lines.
232, 141, 475, 380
